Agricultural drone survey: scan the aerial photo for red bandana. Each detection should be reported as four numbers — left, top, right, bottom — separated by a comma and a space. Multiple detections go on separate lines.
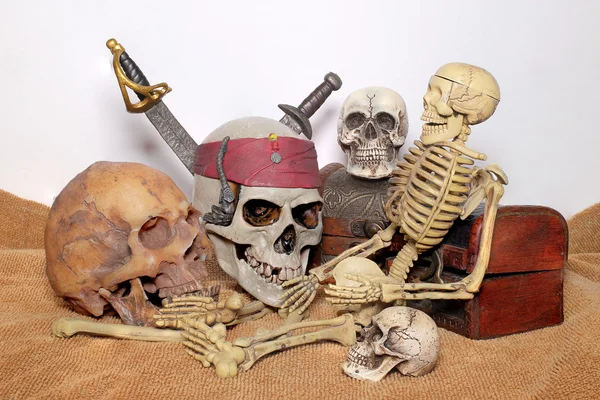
194, 136, 320, 188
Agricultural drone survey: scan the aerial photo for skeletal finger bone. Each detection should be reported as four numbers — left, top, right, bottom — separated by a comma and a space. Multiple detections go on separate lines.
295, 290, 317, 315
155, 293, 246, 328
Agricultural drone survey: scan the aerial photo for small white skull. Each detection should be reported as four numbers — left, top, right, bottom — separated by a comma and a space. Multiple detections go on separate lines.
343, 306, 440, 382
421, 63, 500, 145
193, 117, 323, 307
337, 87, 408, 179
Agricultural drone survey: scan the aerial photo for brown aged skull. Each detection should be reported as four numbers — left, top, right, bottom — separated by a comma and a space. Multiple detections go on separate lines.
45, 161, 219, 326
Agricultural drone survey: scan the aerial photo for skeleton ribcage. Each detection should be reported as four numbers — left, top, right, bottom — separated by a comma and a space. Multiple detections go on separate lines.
387, 141, 475, 253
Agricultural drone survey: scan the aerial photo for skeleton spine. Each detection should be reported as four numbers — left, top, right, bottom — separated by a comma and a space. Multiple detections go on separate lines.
389, 241, 417, 281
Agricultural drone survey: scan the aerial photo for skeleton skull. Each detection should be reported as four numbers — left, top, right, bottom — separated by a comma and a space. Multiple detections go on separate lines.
193, 117, 323, 307
45, 161, 218, 326
343, 306, 440, 381
337, 87, 408, 179
421, 62, 501, 145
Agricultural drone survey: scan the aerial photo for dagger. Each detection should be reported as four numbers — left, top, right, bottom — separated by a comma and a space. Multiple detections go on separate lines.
277, 71, 342, 140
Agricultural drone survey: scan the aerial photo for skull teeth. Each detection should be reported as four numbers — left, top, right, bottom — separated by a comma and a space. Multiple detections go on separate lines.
243, 249, 302, 286
347, 347, 376, 368
422, 123, 448, 136
421, 111, 447, 124
355, 148, 387, 163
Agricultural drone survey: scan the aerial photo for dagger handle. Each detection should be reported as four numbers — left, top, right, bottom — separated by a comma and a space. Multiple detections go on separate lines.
119, 52, 150, 101
298, 72, 342, 118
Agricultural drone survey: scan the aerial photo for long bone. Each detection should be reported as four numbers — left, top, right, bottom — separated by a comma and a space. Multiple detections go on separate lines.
52, 318, 184, 342
51, 293, 270, 340
182, 314, 356, 377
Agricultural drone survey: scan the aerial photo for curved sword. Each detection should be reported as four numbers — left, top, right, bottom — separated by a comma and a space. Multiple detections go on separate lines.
106, 38, 198, 174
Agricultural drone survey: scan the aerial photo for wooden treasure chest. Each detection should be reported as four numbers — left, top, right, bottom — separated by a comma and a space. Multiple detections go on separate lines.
310, 163, 566, 339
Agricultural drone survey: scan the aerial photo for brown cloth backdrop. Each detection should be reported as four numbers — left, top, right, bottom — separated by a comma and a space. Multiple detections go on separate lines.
1, 189, 599, 399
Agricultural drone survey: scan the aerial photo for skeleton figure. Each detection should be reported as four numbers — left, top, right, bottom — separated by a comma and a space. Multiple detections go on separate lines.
338, 87, 408, 179
282, 62, 508, 311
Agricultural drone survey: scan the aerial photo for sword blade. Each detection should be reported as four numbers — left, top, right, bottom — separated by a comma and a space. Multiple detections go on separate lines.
145, 101, 198, 175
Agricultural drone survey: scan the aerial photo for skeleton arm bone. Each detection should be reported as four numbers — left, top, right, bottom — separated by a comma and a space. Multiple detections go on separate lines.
310, 223, 397, 282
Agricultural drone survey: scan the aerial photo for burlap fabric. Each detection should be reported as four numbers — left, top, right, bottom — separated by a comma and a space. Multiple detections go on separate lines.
1, 189, 599, 399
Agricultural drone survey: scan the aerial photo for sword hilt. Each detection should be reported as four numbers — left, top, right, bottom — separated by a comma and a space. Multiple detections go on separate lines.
299, 72, 342, 118
119, 52, 151, 100
279, 72, 342, 139
106, 38, 171, 113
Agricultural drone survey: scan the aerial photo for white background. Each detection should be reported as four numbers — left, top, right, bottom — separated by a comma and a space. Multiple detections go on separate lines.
1, 1, 599, 218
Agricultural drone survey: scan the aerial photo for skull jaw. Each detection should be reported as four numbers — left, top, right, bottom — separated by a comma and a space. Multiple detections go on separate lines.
236, 258, 287, 307
207, 233, 311, 308
342, 355, 403, 382
420, 112, 465, 145
99, 278, 160, 327
343, 144, 398, 180
346, 159, 396, 180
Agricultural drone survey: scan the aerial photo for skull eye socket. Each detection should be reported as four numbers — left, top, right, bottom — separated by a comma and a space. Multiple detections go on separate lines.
292, 201, 322, 229
375, 112, 396, 131
372, 330, 383, 341
345, 112, 366, 130
139, 217, 172, 249
243, 199, 281, 227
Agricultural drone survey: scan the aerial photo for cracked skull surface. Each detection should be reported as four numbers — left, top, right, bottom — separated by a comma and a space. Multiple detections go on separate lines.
45, 161, 219, 326
193, 117, 323, 307
343, 306, 440, 382
337, 87, 408, 179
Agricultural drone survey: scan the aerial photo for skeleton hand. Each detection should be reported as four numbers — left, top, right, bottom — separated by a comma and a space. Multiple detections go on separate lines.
280, 274, 319, 314
325, 274, 383, 305
181, 318, 246, 378
155, 293, 244, 328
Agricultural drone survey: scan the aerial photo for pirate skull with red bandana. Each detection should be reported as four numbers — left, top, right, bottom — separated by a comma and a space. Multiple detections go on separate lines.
193, 116, 323, 307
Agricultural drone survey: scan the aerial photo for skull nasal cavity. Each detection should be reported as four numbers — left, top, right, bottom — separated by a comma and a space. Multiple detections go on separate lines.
365, 122, 377, 140
274, 225, 296, 255
139, 217, 171, 249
